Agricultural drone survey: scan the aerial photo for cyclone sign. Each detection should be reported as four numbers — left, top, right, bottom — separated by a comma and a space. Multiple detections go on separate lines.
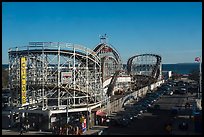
20, 57, 27, 106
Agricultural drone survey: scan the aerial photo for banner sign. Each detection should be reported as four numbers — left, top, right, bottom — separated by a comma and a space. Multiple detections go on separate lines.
61, 72, 72, 84
20, 57, 27, 106
101, 47, 112, 53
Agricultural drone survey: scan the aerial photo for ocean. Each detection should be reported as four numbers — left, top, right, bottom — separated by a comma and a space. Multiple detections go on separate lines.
162, 63, 200, 75
2, 63, 200, 75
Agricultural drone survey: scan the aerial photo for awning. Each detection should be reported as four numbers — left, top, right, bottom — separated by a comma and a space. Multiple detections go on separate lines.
96, 111, 107, 117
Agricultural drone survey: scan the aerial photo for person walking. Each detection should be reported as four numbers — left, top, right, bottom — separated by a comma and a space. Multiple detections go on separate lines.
19, 127, 23, 135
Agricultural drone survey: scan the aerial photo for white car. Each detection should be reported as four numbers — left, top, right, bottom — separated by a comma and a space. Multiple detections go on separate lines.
169, 91, 173, 95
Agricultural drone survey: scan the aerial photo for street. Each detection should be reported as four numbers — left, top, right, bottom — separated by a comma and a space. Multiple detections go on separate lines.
107, 91, 198, 135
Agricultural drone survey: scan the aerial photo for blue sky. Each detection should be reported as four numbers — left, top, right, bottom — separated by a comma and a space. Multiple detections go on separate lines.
2, 2, 202, 64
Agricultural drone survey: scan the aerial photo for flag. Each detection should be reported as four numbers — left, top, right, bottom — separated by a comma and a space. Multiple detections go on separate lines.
195, 57, 200, 62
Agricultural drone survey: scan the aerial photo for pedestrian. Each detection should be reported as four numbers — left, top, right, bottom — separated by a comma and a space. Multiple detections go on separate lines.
32, 122, 35, 129
102, 117, 104, 125
76, 126, 79, 135
189, 113, 192, 119
27, 124, 30, 131
25, 124, 28, 132
59, 127, 62, 135
165, 124, 172, 134
52, 126, 55, 134
19, 127, 23, 135
78, 127, 82, 135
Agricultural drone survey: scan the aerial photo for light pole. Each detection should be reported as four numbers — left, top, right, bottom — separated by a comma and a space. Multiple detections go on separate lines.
66, 97, 69, 135
86, 95, 89, 131
199, 57, 202, 99
195, 56, 202, 99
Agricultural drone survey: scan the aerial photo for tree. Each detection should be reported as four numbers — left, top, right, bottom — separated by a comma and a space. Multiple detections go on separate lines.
171, 72, 182, 80
2, 68, 9, 88
188, 69, 199, 82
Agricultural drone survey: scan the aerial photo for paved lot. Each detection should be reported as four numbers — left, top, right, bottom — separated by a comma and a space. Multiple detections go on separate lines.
107, 92, 199, 135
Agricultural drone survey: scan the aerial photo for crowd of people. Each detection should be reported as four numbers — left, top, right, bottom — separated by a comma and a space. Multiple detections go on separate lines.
52, 124, 83, 135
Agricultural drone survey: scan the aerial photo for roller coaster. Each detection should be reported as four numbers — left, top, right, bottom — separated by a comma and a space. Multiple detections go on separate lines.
8, 36, 162, 113
93, 39, 122, 82
127, 54, 162, 89
9, 42, 103, 110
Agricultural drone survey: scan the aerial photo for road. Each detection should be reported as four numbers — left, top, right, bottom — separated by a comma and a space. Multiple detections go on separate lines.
106, 92, 197, 135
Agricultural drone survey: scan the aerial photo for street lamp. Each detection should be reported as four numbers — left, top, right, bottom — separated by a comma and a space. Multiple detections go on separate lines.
66, 97, 69, 135
86, 95, 89, 131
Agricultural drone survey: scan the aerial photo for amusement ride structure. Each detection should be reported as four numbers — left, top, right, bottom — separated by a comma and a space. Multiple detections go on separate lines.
6, 35, 162, 131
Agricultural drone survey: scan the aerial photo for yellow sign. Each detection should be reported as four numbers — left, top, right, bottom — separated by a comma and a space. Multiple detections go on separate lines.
21, 57, 27, 106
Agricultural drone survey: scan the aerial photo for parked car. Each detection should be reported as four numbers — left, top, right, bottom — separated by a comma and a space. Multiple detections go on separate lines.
154, 104, 160, 110
178, 122, 189, 131
174, 87, 187, 94
164, 90, 173, 96
171, 107, 179, 115
179, 87, 187, 94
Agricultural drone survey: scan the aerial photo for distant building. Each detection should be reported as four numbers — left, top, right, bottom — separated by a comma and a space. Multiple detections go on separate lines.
162, 71, 172, 80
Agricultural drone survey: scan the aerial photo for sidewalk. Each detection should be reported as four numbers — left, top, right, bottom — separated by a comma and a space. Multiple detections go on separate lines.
2, 129, 53, 135
83, 126, 108, 135
2, 126, 108, 135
